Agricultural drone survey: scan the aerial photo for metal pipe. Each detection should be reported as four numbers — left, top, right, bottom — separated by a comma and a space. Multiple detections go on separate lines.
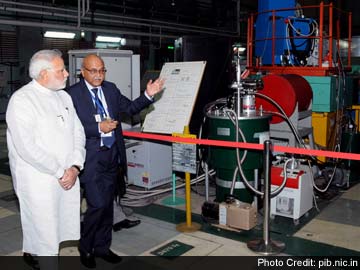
93, 11, 236, 35
329, 2, 333, 67
0, 5, 89, 22
348, 12, 352, 68
0, 19, 178, 38
205, 163, 209, 202
247, 140, 285, 255
81, 0, 89, 17
0, 0, 77, 13
0, 0, 237, 37
319, 1, 324, 67
271, 10, 275, 66
77, 0, 81, 28
1, 6, 53, 16
237, 0, 240, 36
263, 140, 271, 245
337, 18, 340, 60
185, 172, 192, 227
253, 169, 258, 211
250, 15, 254, 67
82, 0, 85, 17
247, 17, 251, 67
0, 6, 168, 32
2, 11, 235, 38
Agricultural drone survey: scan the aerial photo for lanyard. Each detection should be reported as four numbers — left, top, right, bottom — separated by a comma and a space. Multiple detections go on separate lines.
90, 89, 108, 117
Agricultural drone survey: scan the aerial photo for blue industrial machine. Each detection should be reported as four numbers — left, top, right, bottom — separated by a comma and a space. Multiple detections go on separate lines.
255, 0, 317, 66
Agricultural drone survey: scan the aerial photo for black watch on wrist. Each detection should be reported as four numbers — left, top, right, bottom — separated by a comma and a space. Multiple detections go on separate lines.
72, 165, 81, 173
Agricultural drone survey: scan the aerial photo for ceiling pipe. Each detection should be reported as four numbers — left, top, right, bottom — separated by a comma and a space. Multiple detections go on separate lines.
82, 0, 85, 17
0, 0, 209, 31
0, 0, 238, 37
237, 0, 241, 35
0, 18, 179, 38
0, 0, 72, 13
93, 10, 237, 35
82, 0, 89, 17
0, 7, 235, 38
77, 0, 81, 27
0, 6, 82, 20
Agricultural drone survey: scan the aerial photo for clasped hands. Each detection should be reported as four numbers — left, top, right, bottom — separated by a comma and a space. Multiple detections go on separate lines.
59, 167, 79, 190
99, 118, 118, 133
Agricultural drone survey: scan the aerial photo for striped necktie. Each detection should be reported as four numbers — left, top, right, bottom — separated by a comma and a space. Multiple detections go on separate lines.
91, 87, 115, 148
91, 87, 102, 114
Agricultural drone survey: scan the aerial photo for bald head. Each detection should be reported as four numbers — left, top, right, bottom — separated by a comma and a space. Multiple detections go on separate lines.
81, 54, 106, 87
82, 54, 104, 68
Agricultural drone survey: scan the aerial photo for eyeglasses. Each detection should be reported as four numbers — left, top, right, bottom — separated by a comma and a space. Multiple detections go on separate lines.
83, 67, 107, 75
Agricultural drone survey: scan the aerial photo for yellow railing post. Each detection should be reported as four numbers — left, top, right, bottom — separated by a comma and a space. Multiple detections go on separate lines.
174, 126, 201, 232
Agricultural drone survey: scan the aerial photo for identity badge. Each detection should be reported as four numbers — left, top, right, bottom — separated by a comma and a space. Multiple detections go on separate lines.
94, 114, 102, 122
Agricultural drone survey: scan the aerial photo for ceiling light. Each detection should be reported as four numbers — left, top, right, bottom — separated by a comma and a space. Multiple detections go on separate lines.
44, 31, 76, 39
120, 38, 126, 46
96, 36, 121, 43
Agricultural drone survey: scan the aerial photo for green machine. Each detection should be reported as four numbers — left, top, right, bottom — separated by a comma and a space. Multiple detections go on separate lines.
206, 112, 271, 203
204, 62, 271, 202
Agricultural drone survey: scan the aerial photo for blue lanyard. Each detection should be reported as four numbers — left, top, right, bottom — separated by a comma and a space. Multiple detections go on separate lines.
90, 90, 107, 117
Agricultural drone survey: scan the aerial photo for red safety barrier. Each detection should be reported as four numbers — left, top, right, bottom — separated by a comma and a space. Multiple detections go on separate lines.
123, 130, 360, 161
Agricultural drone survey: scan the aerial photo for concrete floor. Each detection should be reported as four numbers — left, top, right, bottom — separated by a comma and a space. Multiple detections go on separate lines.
0, 121, 359, 262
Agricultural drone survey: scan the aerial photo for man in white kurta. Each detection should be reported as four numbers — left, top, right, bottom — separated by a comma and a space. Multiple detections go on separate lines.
6, 49, 86, 256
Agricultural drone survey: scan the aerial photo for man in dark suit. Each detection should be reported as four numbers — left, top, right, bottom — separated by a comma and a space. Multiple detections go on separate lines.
68, 54, 164, 268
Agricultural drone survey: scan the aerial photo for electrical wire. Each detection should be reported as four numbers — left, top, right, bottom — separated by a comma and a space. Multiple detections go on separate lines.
255, 92, 306, 148
255, 92, 329, 165
121, 170, 215, 207
271, 158, 294, 197
254, 92, 341, 194
259, 21, 272, 63
223, 108, 288, 198
224, 109, 248, 196
286, 16, 317, 66
287, 16, 317, 37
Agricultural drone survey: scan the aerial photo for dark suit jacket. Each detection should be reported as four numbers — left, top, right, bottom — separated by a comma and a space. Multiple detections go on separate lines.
67, 79, 152, 184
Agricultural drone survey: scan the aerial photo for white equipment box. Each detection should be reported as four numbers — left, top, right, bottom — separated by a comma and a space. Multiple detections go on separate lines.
126, 138, 172, 189
270, 164, 313, 222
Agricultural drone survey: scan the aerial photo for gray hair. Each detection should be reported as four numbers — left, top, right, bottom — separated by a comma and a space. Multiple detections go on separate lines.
29, 49, 62, 80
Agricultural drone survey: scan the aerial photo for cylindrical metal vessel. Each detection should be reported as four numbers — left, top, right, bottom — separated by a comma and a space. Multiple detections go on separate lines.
207, 112, 271, 202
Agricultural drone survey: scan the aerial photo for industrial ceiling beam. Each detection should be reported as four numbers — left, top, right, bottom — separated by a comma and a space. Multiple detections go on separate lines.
0, 0, 240, 38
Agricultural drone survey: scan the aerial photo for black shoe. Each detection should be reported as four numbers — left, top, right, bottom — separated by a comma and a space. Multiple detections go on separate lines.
97, 249, 122, 264
113, 219, 141, 231
23, 252, 40, 270
79, 250, 96, 269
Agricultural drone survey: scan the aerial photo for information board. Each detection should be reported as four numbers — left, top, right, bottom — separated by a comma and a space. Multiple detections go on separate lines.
142, 61, 206, 134
172, 142, 197, 174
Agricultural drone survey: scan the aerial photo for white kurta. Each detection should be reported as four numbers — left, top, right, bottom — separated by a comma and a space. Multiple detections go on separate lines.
6, 80, 86, 255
